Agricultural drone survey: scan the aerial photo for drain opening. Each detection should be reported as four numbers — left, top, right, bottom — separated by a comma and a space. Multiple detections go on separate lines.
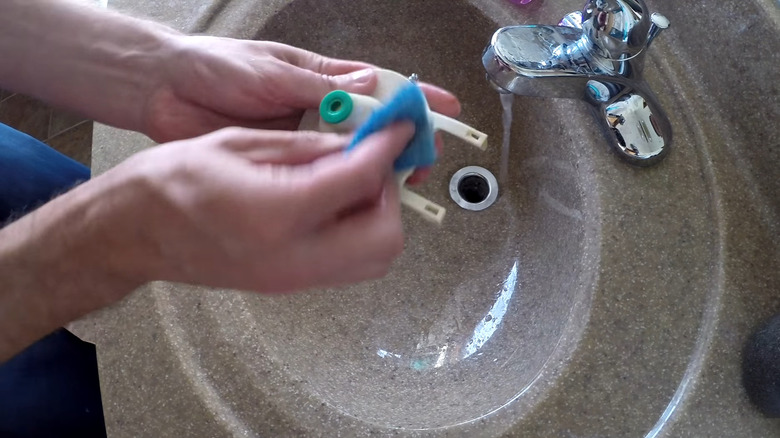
457, 174, 490, 204
449, 166, 498, 211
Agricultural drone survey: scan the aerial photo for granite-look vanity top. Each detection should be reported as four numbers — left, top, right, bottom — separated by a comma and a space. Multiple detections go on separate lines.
71, 0, 779, 436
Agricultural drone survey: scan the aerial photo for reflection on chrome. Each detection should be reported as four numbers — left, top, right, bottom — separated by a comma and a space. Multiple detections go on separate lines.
463, 261, 519, 359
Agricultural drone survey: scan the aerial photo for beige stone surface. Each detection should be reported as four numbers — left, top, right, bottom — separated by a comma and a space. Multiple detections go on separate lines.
76, 0, 780, 436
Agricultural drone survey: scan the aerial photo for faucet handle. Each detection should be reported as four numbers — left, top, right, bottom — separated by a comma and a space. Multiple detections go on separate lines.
581, 0, 651, 59
646, 12, 670, 47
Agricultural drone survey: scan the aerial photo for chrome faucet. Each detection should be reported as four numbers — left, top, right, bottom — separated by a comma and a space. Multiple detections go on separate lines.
483, 0, 672, 166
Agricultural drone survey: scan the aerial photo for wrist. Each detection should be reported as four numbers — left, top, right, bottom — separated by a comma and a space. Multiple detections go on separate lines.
1, 152, 168, 301
2, 174, 147, 303
0, 1, 182, 133
63, 154, 166, 293
74, 15, 183, 133
0, 159, 161, 358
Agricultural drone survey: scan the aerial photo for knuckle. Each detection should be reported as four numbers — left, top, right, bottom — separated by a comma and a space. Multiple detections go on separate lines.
214, 127, 263, 151
296, 130, 323, 147
210, 126, 247, 148
320, 72, 338, 91
218, 126, 249, 138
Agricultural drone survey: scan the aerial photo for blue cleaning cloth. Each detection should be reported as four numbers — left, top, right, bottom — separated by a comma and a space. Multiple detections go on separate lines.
346, 83, 435, 172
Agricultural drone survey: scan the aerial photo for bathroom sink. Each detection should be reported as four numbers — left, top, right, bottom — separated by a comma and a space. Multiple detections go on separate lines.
76, 0, 779, 436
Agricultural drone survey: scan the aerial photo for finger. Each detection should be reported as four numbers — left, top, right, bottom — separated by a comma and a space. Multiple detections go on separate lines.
403, 133, 443, 185
252, 115, 306, 131
215, 129, 349, 165
263, 43, 379, 106
405, 168, 430, 186
297, 122, 414, 223
298, 176, 404, 286
266, 42, 377, 75
419, 83, 461, 118
274, 64, 378, 110
146, 92, 302, 142
204, 113, 309, 132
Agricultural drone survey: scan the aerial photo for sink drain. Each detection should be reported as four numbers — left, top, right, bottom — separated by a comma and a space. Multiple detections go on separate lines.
449, 166, 498, 211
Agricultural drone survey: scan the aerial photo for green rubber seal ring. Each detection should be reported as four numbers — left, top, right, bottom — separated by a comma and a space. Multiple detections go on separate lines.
320, 90, 353, 125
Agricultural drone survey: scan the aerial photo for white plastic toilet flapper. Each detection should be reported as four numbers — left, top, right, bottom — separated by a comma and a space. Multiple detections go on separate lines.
298, 69, 488, 224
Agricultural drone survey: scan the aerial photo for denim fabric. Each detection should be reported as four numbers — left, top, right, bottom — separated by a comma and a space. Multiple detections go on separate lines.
0, 122, 90, 222
0, 330, 107, 438
0, 123, 105, 437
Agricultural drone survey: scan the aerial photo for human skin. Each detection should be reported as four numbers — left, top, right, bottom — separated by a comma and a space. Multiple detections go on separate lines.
0, 0, 461, 361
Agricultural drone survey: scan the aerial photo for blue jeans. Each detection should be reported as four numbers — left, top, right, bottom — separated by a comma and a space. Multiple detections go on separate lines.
0, 122, 106, 437
0, 122, 89, 220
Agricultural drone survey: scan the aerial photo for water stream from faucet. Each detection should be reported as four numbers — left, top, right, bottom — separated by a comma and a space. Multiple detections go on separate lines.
499, 93, 515, 184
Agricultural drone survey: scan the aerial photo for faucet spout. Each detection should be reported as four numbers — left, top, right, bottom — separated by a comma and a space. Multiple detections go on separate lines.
482, 0, 673, 166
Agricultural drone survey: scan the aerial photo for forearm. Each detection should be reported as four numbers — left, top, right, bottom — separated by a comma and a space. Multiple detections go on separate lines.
0, 164, 151, 361
0, 0, 179, 132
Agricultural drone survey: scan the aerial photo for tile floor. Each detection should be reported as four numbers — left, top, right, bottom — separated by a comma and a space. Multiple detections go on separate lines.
0, 89, 93, 167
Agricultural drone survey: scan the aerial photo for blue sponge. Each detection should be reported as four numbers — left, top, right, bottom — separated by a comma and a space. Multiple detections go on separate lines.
345, 83, 435, 172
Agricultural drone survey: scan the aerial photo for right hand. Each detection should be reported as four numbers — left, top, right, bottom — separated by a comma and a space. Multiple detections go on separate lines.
108, 123, 415, 293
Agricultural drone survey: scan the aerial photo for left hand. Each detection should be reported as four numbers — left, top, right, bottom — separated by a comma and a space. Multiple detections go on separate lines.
141, 37, 461, 182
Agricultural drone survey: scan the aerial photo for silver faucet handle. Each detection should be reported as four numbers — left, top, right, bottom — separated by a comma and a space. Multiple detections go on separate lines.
581, 0, 651, 59
646, 12, 670, 47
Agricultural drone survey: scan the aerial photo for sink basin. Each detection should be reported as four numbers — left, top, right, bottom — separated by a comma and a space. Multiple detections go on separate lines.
77, 0, 779, 436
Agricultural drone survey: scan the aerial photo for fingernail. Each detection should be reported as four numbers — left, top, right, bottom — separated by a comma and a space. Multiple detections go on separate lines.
346, 68, 375, 84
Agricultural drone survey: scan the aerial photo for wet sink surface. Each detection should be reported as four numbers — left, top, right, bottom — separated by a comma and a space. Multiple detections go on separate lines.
81, 0, 779, 437
246, 1, 596, 430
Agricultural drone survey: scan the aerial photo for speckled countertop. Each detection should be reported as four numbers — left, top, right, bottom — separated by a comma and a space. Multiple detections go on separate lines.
71, 0, 780, 436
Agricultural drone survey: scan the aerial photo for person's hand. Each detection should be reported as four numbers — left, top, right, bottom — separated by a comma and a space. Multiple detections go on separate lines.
109, 123, 415, 293
0, 121, 414, 359
142, 37, 460, 183
0, 1, 459, 184
145, 38, 461, 141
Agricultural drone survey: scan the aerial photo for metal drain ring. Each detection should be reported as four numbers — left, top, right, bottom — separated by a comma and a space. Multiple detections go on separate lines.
449, 166, 498, 211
